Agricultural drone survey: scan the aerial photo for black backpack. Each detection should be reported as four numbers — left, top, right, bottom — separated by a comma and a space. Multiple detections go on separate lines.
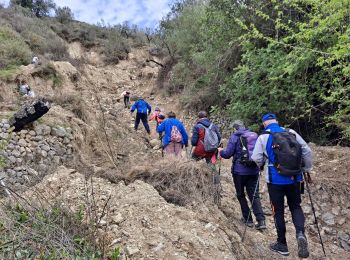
265, 129, 302, 176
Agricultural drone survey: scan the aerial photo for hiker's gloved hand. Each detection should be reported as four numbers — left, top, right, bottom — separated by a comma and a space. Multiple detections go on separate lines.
184, 143, 188, 147
305, 172, 313, 184
259, 165, 264, 171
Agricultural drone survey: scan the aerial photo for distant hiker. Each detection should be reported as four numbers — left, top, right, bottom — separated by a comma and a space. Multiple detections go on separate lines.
252, 113, 313, 258
149, 107, 165, 125
19, 81, 35, 97
130, 97, 151, 134
191, 111, 221, 164
157, 111, 188, 157
218, 120, 266, 230
120, 90, 131, 108
150, 107, 165, 138
31, 56, 39, 65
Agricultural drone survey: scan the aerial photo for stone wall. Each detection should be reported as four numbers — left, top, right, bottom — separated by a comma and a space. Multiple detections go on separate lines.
0, 119, 74, 192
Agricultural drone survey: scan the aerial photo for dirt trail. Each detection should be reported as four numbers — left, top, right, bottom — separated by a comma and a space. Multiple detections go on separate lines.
2, 45, 349, 259
72, 47, 350, 259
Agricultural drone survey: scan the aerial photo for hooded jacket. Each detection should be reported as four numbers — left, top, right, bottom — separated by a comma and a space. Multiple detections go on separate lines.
191, 118, 221, 158
130, 99, 151, 114
220, 128, 259, 175
157, 118, 188, 147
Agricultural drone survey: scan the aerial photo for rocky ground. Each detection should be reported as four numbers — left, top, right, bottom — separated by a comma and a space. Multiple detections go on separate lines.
0, 44, 349, 259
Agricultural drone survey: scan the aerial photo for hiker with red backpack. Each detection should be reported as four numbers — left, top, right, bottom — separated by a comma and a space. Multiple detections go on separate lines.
149, 107, 165, 125
157, 111, 188, 157
150, 107, 166, 139
252, 113, 313, 258
218, 120, 266, 230
191, 111, 221, 164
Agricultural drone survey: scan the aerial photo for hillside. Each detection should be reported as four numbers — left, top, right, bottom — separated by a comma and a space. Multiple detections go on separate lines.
0, 2, 350, 260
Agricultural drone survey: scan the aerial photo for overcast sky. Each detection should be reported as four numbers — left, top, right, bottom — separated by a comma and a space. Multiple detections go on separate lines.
1, 0, 172, 28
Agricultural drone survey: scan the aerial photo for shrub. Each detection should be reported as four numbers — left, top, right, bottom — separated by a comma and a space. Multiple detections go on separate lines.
31, 62, 63, 88
55, 6, 74, 24
103, 34, 130, 64
0, 26, 32, 68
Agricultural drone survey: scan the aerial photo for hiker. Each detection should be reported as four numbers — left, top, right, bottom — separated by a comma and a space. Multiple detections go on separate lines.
149, 107, 165, 126
252, 113, 313, 258
157, 111, 188, 157
19, 81, 35, 97
130, 97, 151, 134
31, 56, 39, 65
120, 90, 131, 108
218, 120, 266, 230
149, 107, 165, 138
191, 111, 221, 164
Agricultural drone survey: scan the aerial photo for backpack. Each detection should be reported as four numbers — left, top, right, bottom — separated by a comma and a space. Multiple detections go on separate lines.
238, 131, 258, 167
203, 123, 219, 152
171, 125, 182, 143
265, 129, 303, 176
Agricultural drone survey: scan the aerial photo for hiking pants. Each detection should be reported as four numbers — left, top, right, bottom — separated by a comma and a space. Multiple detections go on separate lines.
268, 183, 305, 245
135, 113, 150, 133
233, 174, 265, 222
124, 96, 130, 108
164, 142, 183, 157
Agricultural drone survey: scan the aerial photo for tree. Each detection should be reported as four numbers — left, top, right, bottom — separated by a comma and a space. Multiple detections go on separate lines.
10, 0, 56, 17
32, 0, 55, 17
55, 6, 74, 23
10, 0, 33, 9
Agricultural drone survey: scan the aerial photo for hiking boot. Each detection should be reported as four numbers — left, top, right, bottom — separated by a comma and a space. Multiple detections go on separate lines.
270, 241, 289, 256
255, 220, 267, 230
297, 232, 309, 258
241, 217, 254, 228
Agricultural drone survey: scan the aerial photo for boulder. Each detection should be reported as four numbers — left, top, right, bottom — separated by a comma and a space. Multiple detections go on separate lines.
322, 212, 335, 226
9, 98, 51, 132
51, 127, 67, 138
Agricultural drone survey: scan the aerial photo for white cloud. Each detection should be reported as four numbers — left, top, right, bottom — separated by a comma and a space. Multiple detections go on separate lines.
56, 0, 171, 28
1, 0, 171, 28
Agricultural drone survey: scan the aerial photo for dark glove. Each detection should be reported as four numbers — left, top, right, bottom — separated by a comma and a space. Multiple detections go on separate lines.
259, 165, 264, 171
305, 172, 313, 184
185, 143, 188, 147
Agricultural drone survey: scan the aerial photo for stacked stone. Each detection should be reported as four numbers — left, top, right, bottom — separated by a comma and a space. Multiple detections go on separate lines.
0, 119, 74, 191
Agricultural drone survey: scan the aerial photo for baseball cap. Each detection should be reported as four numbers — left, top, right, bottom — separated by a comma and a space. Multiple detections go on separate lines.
262, 113, 277, 122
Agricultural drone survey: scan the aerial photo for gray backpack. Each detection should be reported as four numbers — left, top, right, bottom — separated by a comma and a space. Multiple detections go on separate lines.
203, 123, 219, 152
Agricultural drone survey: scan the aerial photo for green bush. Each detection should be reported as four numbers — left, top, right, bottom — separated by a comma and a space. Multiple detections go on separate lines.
103, 32, 130, 64
0, 26, 32, 68
55, 6, 74, 24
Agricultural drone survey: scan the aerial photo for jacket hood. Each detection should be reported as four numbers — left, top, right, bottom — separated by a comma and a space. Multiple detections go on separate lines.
233, 127, 249, 136
197, 118, 211, 127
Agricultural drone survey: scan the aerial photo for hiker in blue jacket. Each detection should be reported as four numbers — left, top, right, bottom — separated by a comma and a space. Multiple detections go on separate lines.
130, 97, 152, 134
157, 111, 188, 157
218, 120, 266, 230
252, 113, 313, 258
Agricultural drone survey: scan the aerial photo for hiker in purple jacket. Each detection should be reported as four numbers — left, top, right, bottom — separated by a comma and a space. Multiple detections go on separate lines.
218, 120, 266, 230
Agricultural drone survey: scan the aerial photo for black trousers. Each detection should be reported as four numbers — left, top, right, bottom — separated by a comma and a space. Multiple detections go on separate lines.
268, 183, 305, 245
135, 113, 150, 133
124, 96, 130, 107
233, 174, 265, 222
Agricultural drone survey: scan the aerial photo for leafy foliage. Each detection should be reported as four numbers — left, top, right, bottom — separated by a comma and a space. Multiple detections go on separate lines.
55, 6, 74, 24
159, 0, 350, 144
0, 26, 32, 69
10, 0, 56, 17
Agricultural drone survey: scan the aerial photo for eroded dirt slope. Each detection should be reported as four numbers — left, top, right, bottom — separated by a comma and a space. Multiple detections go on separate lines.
1, 44, 349, 259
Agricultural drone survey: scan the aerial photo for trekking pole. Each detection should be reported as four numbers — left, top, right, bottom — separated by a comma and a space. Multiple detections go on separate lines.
303, 172, 326, 257
241, 171, 261, 242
